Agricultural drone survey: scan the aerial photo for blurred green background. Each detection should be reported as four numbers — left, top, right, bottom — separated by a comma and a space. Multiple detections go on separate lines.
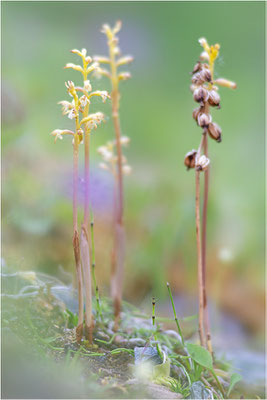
2, 2, 265, 336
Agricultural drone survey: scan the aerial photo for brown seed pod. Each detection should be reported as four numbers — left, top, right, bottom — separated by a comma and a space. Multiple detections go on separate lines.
197, 112, 212, 128
190, 84, 197, 93
200, 68, 212, 83
193, 87, 209, 103
208, 90, 221, 107
208, 122, 222, 142
191, 61, 202, 75
191, 72, 205, 85
184, 149, 197, 170
192, 107, 202, 122
196, 155, 210, 171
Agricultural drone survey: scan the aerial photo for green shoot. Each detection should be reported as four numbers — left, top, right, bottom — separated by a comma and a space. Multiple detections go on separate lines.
166, 282, 185, 347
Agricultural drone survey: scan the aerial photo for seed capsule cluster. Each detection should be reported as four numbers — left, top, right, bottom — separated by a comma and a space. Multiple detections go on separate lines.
184, 37, 236, 171
191, 61, 222, 144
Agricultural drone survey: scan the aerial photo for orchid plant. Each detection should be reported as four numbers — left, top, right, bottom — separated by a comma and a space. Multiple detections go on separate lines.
94, 21, 133, 328
51, 48, 110, 343
185, 38, 236, 352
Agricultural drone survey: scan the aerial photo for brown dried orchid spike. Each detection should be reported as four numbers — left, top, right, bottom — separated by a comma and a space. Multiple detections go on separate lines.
51, 48, 109, 344
184, 38, 236, 353
93, 21, 133, 328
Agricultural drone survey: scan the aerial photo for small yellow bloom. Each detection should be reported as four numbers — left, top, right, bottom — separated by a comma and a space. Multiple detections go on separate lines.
68, 109, 77, 120
58, 100, 74, 115
84, 80, 92, 92
118, 72, 131, 81
119, 136, 130, 146
93, 55, 111, 64
51, 129, 74, 143
89, 90, 110, 103
64, 63, 84, 73
122, 165, 132, 175
116, 56, 134, 67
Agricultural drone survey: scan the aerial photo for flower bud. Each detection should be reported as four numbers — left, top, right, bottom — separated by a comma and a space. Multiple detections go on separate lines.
117, 56, 134, 67
208, 90, 221, 107
184, 150, 197, 170
196, 155, 210, 171
79, 95, 89, 108
207, 122, 222, 142
120, 136, 130, 145
64, 63, 84, 73
99, 162, 109, 171
68, 109, 77, 120
118, 72, 131, 81
200, 51, 210, 61
122, 165, 132, 175
197, 113, 212, 128
199, 37, 209, 50
85, 56, 92, 64
93, 55, 110, 64
84, 80, 92, 92
193, 87, 209, 103
214, 78, 237, 89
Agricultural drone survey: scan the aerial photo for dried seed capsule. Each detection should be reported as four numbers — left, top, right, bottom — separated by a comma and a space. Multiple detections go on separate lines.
191, 61, 202, 74
191, 72, 204, 85
208, 122, 222, 142
193, 87, 209, 103
197, 112, 212, 128
190, 84, 197, 93
184, 150, 197, 170
192, 107, 202, 122
200, 69, 212, 82
208, 90, 221, 107
196, 155, 210, 171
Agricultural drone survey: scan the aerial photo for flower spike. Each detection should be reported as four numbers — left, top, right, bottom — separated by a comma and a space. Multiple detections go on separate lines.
185, 38, 236, 357
50, 46, 110, 344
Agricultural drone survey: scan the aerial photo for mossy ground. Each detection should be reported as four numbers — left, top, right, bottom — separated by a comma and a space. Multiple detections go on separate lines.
2, 269, 263, 399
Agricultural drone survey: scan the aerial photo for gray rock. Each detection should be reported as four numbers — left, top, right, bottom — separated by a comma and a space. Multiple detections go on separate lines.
126, 379, 183, 399
127, 338, 146, 348
96, 331, 110, 341
114, 335, 128, 346
188, 381, 213, 399
134, 347, 162, 366
144, 382, 183, 399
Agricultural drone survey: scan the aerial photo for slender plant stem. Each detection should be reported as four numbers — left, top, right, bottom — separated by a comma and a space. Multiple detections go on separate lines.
202, 133, 213, 354
90, 210, 102, 319
110, 50, 123, 224
166, 283, 185, 347
109, 41, 125, 328
80, 98, 94, 343
77, 86, 94, 343
110, 174, 118, 301
151, 297, 163, 360
72, 136, 84, 342
195, 135, 206, 347
152, 297, 156, 326
211, 369, 226, 398
83, 131, 90, 226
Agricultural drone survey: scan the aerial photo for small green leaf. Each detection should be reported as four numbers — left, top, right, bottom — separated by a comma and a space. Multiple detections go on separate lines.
186, 343, 213, 370
227, 373, 242, 396
153, 358, 171, 380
